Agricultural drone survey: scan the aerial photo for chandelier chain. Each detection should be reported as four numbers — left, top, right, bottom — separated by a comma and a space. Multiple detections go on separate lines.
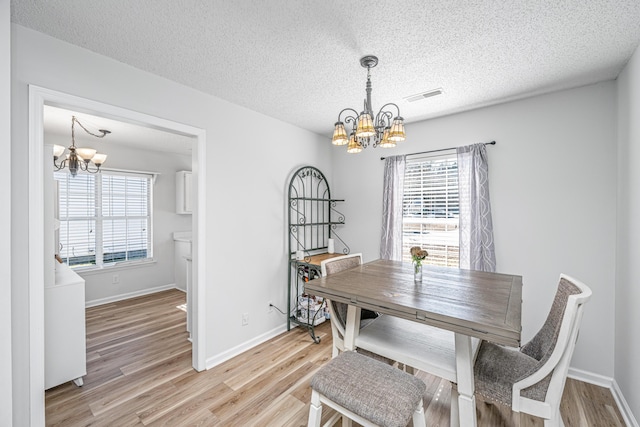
73, 116, 109, 140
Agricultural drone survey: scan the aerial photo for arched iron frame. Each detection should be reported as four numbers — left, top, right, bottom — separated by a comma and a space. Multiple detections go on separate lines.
287, 166, 349, 342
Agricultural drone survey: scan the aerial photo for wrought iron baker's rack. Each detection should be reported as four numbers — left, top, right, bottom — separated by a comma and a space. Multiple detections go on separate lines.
287, 166, 349, 342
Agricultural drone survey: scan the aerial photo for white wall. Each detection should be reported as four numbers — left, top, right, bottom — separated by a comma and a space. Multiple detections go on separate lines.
45, 133, 192, 303
11, 24, 331, 424
616, 43, 640, 423
332, 82, 617, 378
1, 0, 13, 424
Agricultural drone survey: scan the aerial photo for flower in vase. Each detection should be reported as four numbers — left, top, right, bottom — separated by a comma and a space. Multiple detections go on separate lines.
410, 246, 428, 273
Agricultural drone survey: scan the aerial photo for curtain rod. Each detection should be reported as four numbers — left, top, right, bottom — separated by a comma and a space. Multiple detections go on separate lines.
380, 140, 496, 161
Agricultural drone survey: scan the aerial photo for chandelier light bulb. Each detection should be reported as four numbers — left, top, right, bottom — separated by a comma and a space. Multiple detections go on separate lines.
355, 112, 375, 138
91, 153, 108, 166
388, 117, 406, 142
378, 127, 396, 148
75, 147, 97, 161
346, 134, 363, 154
53, 144, 66, 159
332, 122, 348, 145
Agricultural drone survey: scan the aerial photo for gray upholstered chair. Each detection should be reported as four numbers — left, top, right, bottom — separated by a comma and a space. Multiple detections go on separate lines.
308, 351, 427, 427
473, 274, 592, 427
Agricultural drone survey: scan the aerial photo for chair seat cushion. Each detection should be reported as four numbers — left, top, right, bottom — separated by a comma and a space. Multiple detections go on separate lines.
311, 351, 426, 427
474, 341, 552, 405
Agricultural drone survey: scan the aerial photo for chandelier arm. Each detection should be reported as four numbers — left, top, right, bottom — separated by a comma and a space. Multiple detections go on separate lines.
376, 102, 402, 118
338, 108, 360, 123
75, 159, 100, 174
344, 115, 358, 129
53, 158, 67, 171
84, 162, 102, 174
375, 110, 394, 129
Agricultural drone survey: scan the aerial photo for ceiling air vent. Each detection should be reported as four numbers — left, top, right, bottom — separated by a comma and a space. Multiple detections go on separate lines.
404, 88, 443, 103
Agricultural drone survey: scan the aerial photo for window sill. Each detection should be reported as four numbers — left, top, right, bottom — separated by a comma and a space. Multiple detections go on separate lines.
71, 259, 157, 276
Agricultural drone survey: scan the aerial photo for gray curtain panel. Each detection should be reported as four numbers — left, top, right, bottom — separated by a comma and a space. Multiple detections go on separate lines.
457, 143, 496, 271
380, 155, 406, 260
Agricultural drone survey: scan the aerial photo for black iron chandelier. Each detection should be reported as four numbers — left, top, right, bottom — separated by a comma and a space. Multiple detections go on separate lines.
53, 116, 110, 177
331, 55, 406, 153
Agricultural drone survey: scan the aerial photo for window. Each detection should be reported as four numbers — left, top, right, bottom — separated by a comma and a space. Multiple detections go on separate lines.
55, 170, 153, 269
402, 153, 459, 267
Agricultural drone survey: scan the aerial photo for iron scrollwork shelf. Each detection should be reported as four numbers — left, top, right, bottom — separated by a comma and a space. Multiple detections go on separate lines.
287, 166, 349, 343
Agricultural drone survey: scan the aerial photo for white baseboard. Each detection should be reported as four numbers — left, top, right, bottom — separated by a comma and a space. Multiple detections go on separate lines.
567, 367, 613, 388
205, 323, 289, 370
611, 379, 639, 427
85, 283, 177, 307
568, 367, 638, 427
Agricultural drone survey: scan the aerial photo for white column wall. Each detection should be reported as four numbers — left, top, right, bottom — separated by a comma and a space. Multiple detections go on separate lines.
332, 82, 617, 378
1, 0, 13, 424
616, 42, 640, 423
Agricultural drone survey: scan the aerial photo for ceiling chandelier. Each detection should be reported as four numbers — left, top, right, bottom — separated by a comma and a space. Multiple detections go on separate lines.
53, 116, 110, 177
332, 55, 406, 154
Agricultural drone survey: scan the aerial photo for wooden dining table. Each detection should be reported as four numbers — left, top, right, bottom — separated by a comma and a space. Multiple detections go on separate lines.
305, 259, 523, 427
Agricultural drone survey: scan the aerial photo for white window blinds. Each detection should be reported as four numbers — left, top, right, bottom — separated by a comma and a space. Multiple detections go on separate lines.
55, 170, 153, 268
57, 173, 97, 266
402, 153, 460, 267
101, 173, 151, 264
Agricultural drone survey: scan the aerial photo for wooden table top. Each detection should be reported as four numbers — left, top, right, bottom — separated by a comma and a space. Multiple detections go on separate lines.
305, 259, 522, 347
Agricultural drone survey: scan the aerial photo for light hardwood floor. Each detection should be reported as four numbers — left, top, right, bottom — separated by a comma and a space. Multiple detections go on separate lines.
45, 289, 625, 426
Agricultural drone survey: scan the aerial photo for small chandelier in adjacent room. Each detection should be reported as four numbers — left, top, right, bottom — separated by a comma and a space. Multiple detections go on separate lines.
53, 116, 110, 177
332, 55, 406, 153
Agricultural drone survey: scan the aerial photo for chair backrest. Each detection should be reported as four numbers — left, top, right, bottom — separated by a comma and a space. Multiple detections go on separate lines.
320, 253, 362, 277
513, 273, 592, 413
320, 254, 362, 351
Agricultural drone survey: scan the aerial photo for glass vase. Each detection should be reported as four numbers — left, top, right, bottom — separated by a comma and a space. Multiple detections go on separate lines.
414, 264, 423, 284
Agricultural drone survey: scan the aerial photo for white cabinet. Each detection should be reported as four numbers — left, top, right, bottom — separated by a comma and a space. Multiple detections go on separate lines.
173, 233, 192, 292
176, 170, 193, 214
45, 263, 86, 389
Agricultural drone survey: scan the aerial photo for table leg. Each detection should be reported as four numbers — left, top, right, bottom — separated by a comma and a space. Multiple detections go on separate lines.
343, 305, 361, 351
455, 333, 477, 427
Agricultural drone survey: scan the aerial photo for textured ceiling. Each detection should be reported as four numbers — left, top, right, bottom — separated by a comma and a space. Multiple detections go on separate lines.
11, 1, 640, 139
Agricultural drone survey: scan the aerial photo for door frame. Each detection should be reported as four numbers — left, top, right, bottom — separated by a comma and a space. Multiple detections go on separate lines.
28, 85, 207, 424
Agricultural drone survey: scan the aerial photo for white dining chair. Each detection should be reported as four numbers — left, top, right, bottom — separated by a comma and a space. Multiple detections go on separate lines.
320, 254, 381, 358
473, 273, 592, 427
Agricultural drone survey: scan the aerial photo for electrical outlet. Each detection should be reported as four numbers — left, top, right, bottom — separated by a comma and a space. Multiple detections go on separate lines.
112, 274, 120, 284
242, 312, 249, 326
268, 301, 273, 313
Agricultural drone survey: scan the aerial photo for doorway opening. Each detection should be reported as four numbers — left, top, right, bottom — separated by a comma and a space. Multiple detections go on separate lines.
28, 85, 207, 424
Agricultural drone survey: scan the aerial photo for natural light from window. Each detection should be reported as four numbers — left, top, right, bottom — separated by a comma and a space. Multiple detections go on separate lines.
55, 170, 153, 269
402, 154, 459, 267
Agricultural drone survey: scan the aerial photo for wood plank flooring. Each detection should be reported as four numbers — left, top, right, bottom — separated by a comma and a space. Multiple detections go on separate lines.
45, 289, 625, 426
